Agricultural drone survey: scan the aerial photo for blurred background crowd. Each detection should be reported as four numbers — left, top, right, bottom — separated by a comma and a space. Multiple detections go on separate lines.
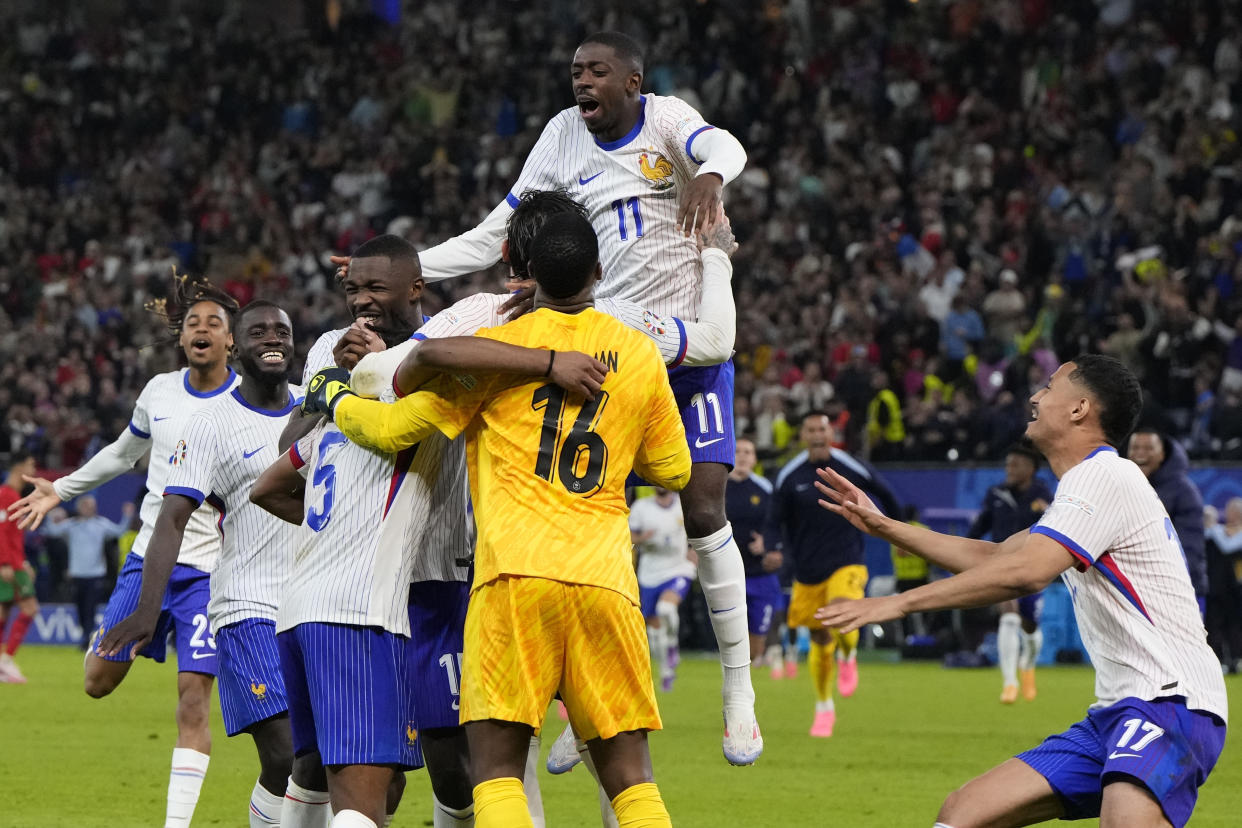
7, 0, 1242, 474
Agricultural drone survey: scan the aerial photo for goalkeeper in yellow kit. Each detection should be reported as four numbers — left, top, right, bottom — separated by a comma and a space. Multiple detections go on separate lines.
304, 211, 692, 828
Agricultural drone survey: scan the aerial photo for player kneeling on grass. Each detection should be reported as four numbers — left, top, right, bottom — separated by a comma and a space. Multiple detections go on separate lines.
305, 212, 690, 828
815, 354, 1227, 828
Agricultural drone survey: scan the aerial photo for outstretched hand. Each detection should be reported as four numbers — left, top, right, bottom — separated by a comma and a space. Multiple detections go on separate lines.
8, 476, 61, 531
815, 596, 906, 634
547, 351, 609, 400
814, 467, 889, 538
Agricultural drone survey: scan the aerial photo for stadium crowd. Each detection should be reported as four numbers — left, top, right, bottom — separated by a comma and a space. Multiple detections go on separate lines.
6, 0, 1242, 471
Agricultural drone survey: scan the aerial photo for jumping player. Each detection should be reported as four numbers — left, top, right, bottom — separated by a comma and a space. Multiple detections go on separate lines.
10, 273, 240, 828
817, 355, 1227, 828
388, 30, 760, 763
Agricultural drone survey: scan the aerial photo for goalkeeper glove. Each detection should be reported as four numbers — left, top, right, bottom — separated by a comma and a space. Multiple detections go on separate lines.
303, 367, 356, 417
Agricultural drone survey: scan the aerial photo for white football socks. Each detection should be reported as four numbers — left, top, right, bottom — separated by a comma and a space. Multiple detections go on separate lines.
433, 792, 475, 827
647, 623, 669, 675
165, 747, 210, 828
1019, 628, 1043, 672
997, 613, 1021, 687
331, 810, 376, 828
523, 735, 544, 828
249, 778, 284, 827
689, 524, 755, 715
283, 778, 331, 828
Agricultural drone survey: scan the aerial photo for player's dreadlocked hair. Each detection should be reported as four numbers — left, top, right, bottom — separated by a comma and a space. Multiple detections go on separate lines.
144, 267, 240, 338
507, 189, 590, 279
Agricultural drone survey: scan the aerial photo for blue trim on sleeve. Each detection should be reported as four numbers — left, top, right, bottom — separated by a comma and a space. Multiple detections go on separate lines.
230, 388, 297, 417
128, 422, 151, 439
505, 192, 521, 209
685, 124, 715, 163
410, 332, 428, 342
594, 96, 647, 151
1030, 525, 1095, 566
671, 317, 688, 368
1085, 446, 1119, 460
183, 367, 237, 399
164, 486, 206, 506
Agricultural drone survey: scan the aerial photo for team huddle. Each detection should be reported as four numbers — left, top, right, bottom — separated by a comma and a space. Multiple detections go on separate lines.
5, 29, 1231, 828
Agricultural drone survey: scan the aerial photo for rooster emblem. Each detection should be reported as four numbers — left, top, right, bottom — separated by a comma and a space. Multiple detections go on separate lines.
406, 724, 419, 747
639, 151, 674, 190
251, 682, 267, 701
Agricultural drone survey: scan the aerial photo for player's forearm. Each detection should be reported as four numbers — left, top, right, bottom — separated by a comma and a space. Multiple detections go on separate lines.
680, 248, 735, 366
333, 394, 441, 454
400, 337, 550, 386
134, 497, 195, 615
354, 339, 420, 398
896, 549, 1048, 615
52, 428, 148, 500
872, 517, 997, 574
693, 128, 746, 186
251, 458, 306, 525
279, 409, 320, 454
417, 199, 510, 281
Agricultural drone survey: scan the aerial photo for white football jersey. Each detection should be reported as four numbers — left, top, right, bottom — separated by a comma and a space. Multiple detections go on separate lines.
422, 292, 691, 367
281, 327, 470, 634
506, 95, 715, 319
128, 368, 240, 571
629, 494, 695, 588
1031, 447, 1228, 721
164, 386, 305, 633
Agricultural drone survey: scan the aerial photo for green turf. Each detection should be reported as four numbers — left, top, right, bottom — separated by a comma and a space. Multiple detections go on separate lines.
2, 647, 1239, 826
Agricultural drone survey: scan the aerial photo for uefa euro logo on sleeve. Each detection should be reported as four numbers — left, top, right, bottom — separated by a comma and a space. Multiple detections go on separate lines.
169, 439, 188, 466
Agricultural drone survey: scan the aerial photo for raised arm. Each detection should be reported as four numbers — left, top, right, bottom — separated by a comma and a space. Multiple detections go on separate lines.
10, 426, 149, 530
417, 199, 512, 282
815, 466, 1010, 574
95, 494, 197, 658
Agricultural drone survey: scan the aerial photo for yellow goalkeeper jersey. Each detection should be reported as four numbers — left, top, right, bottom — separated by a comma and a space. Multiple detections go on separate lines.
334, 306, 691, 602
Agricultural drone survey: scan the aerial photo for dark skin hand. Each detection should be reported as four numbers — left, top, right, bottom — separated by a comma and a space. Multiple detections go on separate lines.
333, 322, 385, 371
677, 172, 724, 237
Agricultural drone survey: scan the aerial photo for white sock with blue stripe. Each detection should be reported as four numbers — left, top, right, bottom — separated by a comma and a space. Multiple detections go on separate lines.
690, 523, 754, 714
249, 779, 283, 827
165, 747, 209, 828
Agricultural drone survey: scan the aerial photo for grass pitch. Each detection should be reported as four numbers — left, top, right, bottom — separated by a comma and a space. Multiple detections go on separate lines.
3, 647, 1239, 826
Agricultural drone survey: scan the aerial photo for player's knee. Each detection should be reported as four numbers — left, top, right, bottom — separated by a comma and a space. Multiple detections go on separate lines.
293, 752, 328, 791
683, 502, 726, 539
176, 687, 212, 732
937, 786, 976, 826
83, 672, 116, 699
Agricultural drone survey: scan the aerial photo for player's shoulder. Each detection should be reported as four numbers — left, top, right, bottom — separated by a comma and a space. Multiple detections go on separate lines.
142, 368, 190, 394
423, 293, 506, 337
829, 447, 873, 481
776, 451, 810, 489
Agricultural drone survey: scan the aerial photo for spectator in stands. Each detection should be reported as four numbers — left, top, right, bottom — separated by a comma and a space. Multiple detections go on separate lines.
1128, 430, 1208, 613
42, 497, 134, 649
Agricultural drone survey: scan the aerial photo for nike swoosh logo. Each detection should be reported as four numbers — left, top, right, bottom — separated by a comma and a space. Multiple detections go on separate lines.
695, 436, 725, 449
710, 606, 737, 615
191, 650, 215, 660
578, 171, 604, 185
243, 446, 266, 459
1108, 751, 1142, 760
153, 416, 170, 422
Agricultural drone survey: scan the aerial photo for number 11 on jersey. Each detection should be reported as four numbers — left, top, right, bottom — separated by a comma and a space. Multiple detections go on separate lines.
611, 197, 644, 240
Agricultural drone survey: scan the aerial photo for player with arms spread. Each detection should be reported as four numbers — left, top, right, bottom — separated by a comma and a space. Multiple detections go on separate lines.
97, 300, 304, 828
363, 29, 759, 763
9, 273, 240, 828
816, 354, 1227, 828
308, 213, 691, 828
